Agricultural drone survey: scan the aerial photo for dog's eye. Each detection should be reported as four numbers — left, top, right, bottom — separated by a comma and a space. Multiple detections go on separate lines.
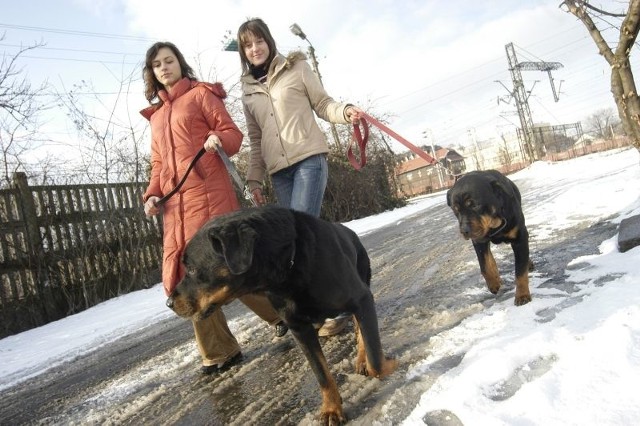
187, 266, 197, 277
464, 199, 475, 208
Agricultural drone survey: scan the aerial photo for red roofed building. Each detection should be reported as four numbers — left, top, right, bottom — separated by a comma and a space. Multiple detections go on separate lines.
395, 147, 465, 197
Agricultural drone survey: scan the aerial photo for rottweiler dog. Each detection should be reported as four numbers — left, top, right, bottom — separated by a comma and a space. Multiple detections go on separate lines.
166, 206, 397, 425
446, 170, 533, 306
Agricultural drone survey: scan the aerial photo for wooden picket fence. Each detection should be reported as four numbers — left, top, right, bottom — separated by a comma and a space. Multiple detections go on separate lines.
0, 173, 163, 338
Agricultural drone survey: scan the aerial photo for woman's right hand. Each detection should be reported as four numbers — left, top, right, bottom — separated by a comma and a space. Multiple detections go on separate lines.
251, 188, 267, 206
204, 134, 221, 152
144, 196, 162, 216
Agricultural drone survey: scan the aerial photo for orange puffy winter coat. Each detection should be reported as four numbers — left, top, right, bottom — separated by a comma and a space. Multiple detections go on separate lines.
141, 78, 242, 296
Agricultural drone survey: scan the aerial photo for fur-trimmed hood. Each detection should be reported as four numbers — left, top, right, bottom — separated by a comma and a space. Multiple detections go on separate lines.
282, 50, 307, 69
140, 79, 227, 121
241, 51, 307, 83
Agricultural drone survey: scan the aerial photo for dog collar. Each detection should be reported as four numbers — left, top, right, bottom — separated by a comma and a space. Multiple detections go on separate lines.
288, 241, 296, 269
488, 217, 507, 238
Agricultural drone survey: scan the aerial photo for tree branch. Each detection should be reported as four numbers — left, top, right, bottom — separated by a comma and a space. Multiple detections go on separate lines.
582, 0, 627, 17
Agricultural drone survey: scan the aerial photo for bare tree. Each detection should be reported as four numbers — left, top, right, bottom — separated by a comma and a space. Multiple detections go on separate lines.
561, 0, 640, 150
498, 134, 514, 167
56, 67, 148, 185
585, 107, 622, 138
0, 35, 52, 187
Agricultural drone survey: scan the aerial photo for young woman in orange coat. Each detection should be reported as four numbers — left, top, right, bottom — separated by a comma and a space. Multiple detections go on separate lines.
141, 41, 287, 375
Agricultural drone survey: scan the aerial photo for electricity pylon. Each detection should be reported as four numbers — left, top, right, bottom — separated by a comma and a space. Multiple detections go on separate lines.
517, 59, 563, 102
504, 42, 563, 161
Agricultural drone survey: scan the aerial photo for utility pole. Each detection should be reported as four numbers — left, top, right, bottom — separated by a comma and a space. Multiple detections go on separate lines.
290, 23, 342, 150
422, 129, 443, 188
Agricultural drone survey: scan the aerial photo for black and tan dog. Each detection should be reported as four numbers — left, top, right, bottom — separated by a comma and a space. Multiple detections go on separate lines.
166, 206, 397, 425
446, 170, 533, 306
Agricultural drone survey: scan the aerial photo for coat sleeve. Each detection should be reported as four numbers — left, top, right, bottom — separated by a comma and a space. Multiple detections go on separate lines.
143, 134, 163, 202
299, 61, 350, 125
201, 90, 243, 157
243, 101, 267, 187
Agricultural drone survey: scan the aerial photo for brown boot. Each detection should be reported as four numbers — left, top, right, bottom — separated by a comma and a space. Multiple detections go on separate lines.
200, 352, 243, 375
317, 316, 349, 337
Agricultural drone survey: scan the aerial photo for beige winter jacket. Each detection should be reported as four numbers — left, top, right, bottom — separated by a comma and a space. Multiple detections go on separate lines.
241, 51, 352, 189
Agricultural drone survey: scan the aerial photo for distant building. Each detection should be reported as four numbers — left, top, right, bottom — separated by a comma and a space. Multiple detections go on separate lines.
457, 131, 529, 174
395, 147, 465, 196
573, 133, 595, 148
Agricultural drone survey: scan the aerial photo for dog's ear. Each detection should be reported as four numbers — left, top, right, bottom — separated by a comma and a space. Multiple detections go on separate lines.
209, 223, 258, 274
446, 189, 453, 206
490, 178, 517, 214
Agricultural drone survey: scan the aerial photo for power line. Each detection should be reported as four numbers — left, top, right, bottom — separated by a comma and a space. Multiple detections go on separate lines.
19, 55, 140, 65
0, 42, 142, 57
0, 22, 154, 42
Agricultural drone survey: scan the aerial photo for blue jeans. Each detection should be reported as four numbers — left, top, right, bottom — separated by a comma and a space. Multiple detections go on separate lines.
271, 154, 328, 217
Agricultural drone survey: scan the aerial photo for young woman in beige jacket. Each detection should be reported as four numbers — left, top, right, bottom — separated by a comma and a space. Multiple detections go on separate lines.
237, 18, 363, 336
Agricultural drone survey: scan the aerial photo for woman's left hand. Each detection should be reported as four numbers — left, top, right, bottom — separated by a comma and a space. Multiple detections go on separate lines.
345, 106, 364, 124
204, 134, 221, 152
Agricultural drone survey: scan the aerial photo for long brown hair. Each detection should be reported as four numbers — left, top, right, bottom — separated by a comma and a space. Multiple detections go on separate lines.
142, 41, 196, 104
237, 18, 278, 76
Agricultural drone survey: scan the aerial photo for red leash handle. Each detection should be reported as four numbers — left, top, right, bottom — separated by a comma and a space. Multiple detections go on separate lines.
349, 112, 438, 170
347, 114, 369, 170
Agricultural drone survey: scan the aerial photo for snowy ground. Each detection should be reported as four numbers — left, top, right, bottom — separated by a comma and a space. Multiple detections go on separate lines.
1, 147, 639, 425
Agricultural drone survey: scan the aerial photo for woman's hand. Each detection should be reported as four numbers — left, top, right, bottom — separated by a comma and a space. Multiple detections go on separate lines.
144, 196, 162, 216
250, 187, 267, 206
204, 134, 221, 152
345, 106, 364, 124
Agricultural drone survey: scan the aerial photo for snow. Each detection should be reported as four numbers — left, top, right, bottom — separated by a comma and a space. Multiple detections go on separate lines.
1, 147, 640, 425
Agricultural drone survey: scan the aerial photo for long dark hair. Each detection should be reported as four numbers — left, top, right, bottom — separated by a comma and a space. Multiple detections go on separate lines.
142, 41, 196, 104
237, 18, 278, 76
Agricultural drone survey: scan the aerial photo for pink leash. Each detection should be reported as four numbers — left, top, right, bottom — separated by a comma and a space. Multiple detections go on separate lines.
348, 112, 438, 170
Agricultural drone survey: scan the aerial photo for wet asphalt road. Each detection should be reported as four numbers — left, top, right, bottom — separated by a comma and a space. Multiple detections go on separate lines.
0, 193, 617, 425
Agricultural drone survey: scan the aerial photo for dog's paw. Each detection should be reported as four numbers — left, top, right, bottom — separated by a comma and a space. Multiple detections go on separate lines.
319, 409, 346, 426
354, 349, 367, 375
483, 274, 502, 294
487, 281, 501, 295
514, 294, 532, 306
379, 357, 398, 378
357, 357, 398, 378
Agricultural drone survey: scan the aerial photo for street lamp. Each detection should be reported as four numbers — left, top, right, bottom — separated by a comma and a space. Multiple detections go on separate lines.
290, 23, 342, 149
422, 129, 444, 189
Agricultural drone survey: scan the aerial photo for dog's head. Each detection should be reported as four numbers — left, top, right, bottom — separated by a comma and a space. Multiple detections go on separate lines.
446, 171, 515, 241
166, 208, 296, 320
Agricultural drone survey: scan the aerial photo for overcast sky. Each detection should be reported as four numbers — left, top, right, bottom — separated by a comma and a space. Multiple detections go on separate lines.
2, 1, 635, 158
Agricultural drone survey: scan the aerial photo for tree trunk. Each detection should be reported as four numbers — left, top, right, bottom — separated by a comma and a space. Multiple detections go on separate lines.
612, 0, 640, 148
563, 0, 640, 151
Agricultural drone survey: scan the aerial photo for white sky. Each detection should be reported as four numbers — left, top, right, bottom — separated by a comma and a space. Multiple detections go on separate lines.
1, 147, 639, 424
2, 0, 636, 165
